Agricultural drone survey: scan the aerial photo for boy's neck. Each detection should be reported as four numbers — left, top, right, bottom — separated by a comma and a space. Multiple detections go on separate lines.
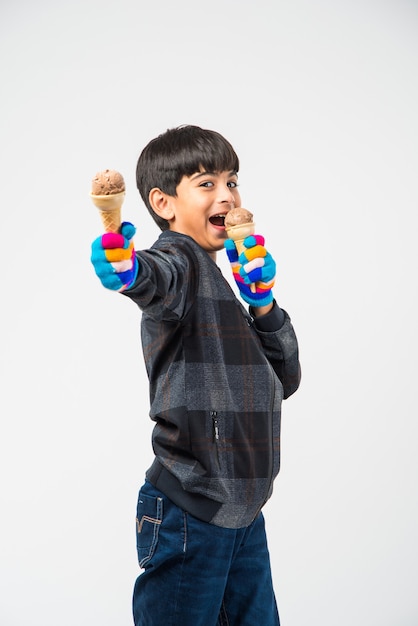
166, 226, 219, 262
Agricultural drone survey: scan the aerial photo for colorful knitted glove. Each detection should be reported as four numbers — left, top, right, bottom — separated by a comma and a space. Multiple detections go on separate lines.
224, 234, 276, 307
91, 221, 138, 292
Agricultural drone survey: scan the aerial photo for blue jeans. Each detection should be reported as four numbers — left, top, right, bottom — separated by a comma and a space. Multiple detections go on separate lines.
133, 481, 280, 626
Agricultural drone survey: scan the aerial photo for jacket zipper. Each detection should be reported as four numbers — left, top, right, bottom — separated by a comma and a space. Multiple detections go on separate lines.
211, 411, 221, 468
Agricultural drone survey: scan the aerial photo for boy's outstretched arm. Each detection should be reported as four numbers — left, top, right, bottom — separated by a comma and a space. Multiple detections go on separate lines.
90, 222, 138, 292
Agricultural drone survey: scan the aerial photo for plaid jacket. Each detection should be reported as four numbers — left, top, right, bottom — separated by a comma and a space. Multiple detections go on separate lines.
124, 230, 301, 529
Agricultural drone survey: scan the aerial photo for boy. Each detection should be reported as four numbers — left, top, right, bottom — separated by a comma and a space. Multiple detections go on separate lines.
91, 125, 301, 626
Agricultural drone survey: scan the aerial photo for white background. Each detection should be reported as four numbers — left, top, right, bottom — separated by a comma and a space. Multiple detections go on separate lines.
1, 1, 417, 624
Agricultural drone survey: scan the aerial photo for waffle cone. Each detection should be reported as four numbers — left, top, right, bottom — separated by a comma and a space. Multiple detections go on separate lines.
225, 222, 255, 243
226, 222, 257, 293
90, 191, 125, 232
233, 238, 248, 256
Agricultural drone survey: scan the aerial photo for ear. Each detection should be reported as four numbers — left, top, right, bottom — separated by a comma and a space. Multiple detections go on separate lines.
149, 188, 175, 221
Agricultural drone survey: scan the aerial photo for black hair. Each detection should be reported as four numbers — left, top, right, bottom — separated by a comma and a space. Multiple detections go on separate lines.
136, 125, 240, 230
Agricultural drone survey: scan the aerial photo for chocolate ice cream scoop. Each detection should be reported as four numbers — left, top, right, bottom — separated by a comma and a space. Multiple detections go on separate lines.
91, 169, 125, 196
224, 207, 253, 229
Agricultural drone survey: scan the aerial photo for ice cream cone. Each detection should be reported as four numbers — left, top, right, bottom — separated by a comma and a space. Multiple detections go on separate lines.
226, 222, 257, 293
226, 222, 255, 253
90, 190, 125, 233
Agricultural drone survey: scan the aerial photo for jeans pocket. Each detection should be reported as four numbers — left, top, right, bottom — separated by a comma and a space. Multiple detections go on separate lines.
136, 490, 163, 568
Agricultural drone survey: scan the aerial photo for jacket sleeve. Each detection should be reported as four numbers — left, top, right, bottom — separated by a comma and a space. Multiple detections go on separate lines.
122, 241, 199, 322
252, 302, 301, 399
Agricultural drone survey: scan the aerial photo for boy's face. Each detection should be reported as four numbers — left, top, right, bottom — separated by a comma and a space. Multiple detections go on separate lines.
162, 169, 241, 259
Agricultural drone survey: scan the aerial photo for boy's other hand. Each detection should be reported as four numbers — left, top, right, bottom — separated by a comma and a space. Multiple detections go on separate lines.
224, 234, 276, 307
91, 221, 138, 292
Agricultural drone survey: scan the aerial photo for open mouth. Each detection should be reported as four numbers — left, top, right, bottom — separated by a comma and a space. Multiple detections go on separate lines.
209, 214, 226, 227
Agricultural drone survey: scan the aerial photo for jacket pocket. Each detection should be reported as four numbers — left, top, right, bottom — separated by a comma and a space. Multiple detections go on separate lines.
136, 490, 163, 568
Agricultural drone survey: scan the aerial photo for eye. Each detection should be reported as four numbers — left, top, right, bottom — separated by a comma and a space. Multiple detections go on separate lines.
199, 180, 214, 188
227, 180, 239, 188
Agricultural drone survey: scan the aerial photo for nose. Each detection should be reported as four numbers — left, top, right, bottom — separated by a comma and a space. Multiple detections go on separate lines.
218, 185, 236, 207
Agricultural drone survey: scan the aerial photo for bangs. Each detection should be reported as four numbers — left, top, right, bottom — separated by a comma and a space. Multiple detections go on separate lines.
178, 132, 239, 176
